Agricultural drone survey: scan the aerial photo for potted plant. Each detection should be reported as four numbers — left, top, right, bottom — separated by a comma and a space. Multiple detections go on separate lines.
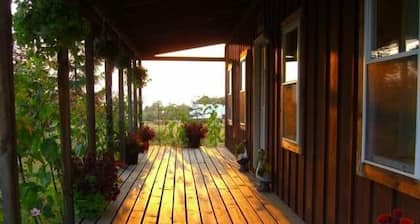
132, 66, 150, 88
137, 125, 155, 152
376, 208, 415, 224
256, 148, 272, 192
235, 141, 249, 172
125, 132, 142, 165
72, 151, 120, 219
183, 121, 208, 148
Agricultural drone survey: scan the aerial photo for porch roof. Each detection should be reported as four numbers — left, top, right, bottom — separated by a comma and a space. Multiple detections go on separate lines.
85, 0, 255, 57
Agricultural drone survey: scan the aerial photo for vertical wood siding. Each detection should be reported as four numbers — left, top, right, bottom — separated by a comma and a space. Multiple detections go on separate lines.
225, 0, 420, 223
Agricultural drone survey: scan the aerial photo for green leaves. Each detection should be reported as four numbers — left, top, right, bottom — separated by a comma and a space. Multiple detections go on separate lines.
14, 0, 90, 54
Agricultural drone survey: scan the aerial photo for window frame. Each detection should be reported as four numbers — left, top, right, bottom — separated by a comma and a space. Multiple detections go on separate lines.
361, 0, 420, 180
227, 63, 233, 126
239, 51, 247, 128
280, 11, 301, 154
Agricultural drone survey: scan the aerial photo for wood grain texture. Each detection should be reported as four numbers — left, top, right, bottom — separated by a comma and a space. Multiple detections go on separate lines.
88, 147, 291, 223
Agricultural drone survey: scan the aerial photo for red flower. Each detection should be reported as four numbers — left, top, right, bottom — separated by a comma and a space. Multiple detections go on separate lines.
376, 214, 392, 224
400, 217, 414, 224
392, 209, 403, 218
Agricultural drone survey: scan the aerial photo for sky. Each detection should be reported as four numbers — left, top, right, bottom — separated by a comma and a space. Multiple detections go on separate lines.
113, 44, 226, 108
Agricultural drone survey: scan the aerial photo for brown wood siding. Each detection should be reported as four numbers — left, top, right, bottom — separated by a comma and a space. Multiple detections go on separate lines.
225, 45, 252, 165
225, 0, 420, 223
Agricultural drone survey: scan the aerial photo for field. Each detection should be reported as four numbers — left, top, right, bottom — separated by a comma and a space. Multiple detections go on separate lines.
143, 120, 225, 147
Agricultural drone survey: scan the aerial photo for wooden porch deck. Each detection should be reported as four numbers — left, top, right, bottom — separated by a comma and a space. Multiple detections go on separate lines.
81, 146, 296, 224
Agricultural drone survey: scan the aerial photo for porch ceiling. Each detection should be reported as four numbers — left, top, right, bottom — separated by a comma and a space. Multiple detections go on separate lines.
86, 0, 254, 57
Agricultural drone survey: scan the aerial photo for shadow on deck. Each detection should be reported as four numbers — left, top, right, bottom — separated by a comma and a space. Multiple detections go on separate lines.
80, 146, 303, 224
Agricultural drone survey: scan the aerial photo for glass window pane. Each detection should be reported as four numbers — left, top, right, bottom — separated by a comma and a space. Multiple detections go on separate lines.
284, 28, 298, 82
365, 55, 417, 173
282, 84, 297, 141
370, 0, 419, 59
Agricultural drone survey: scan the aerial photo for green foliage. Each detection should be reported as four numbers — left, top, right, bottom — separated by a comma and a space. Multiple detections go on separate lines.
74, 191, 107, 220
194, 95, 225, 105
204, 105, 223, 147
14, 0, 90, 53
132, 66, 150, 88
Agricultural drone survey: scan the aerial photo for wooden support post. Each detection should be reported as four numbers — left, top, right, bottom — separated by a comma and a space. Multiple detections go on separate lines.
127, 60, 133, 131
133, 60, 138, 130
85, 35, 96, 155
138, 60, 143, 127
105, 59, 114, 150
118, 68, 126, 163
57, 48, 74, 224
0, 1, 21, 223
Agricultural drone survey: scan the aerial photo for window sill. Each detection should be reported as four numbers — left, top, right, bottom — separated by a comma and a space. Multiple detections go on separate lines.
357, 162, 420, 200
281, 138, 301, 154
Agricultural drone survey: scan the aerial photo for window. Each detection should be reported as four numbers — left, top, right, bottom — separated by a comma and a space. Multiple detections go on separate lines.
363, 0, 420, 179
227, 63, 233, 125
240, 51, 247, 127
281, 12, 301, 153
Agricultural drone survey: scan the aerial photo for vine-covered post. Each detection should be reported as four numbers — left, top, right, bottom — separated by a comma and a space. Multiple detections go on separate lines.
0, 0, 21, 223
118, 68, 126, 163
57, 48, 75, 224
85, 34, 96, 155
133, 60, 138, 130
105, 59, 114, 150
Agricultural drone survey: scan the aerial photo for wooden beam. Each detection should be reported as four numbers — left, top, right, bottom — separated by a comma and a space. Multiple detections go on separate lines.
57, 48, 75, 223
85, 34, 96, 155
127, 60, 133, 131
118, 68, 126, 163
0, 0, 21, 223
105, 59, 114, 150
142, 56, 225, 62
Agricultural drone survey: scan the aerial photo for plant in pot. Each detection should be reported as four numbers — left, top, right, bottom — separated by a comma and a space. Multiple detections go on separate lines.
125, 132, 141, 165
132, 65, 150, 88
235, 141, 249, 172
256, 148, 272, 192
183, 121, 208, 148
72, 151, 120, 219
137, 125, 155, 152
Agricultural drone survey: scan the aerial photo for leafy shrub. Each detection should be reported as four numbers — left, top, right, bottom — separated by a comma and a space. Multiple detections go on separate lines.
72, 151, 120, 219
138, 125, 156, 142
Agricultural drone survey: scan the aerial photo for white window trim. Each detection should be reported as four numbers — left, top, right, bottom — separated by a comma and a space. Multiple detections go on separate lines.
362, 0, 420, 179
240, 57, 246, 92
281, 13, 301, 148
228, 63, 233, 95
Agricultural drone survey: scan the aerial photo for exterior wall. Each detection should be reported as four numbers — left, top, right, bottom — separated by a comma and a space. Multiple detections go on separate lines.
225, 44, 252, 163
225, 0, 420, 223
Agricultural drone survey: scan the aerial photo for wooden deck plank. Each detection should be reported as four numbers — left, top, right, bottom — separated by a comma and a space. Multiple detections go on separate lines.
202, 148, 263, 223
89, 146, 295, 224
172, 147, 186, 224
199, 149, 246, 224
142, 147, 172, 224
158, 147, 176, 224
205, 147, 278, 224
97, 147, 157, 223
195, 149, 232, 224
189, 149, 217, 224
127, 146, 166, 223
183, 149, 202, 224
112, 146, 160, 223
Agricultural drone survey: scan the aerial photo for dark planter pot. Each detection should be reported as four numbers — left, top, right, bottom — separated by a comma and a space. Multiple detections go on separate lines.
257, 178, 271, 192
187, 137, 201, 148
237, 154, 249, 172
125, 150, 139, 165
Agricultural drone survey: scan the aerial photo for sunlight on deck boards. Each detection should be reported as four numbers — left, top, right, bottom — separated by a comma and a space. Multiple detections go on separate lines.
81, 146, 297, 224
